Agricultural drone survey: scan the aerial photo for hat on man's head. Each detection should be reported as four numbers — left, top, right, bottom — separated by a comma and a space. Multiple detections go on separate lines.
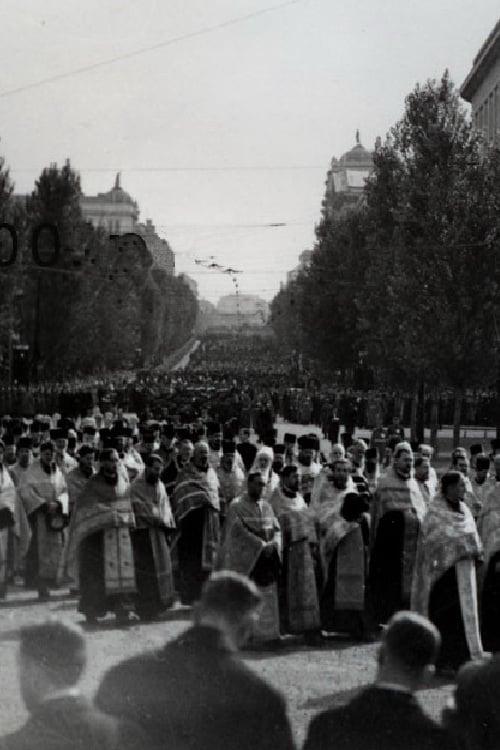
50, 429, 68, 441
222, 440, 237, 455
78, 445, 95, 458
470, 444, 484, 456
206, 422, 222, 437
284, 433, 296, 445
162, 424, 175, 439
17, 437, 33, 450
476, 456, 490, 471
273, 444, 285, 455
298, 435, 316, 451
262, 432, 276, 448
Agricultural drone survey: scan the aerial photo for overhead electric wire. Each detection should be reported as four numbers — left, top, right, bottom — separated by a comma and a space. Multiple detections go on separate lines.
0, 0, 303, 100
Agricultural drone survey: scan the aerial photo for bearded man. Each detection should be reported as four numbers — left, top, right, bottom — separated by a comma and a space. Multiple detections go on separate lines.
370, 442, 426, 625
218, 471, 282, 645
130, 454, 176, 620
22, 441, 68, 600
271, 465, 320, 637
171, 442, 220, 604
63, 449, 136, 624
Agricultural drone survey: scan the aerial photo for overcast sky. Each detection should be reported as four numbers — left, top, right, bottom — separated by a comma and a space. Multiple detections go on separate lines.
0, 1, 498, 303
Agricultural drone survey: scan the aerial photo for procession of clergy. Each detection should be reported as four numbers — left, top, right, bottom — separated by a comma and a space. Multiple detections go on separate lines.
2, 410, 500, 675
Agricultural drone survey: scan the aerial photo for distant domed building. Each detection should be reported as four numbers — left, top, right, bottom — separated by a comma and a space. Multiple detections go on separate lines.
321, 132, 375, 221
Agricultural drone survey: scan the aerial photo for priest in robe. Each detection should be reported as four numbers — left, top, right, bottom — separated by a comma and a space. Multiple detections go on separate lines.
296, 436, 321, 505
62, 448, 136, 624
130, 454, 176, 620
270, 465, 320, 637
311, 458, 370, 637
412, 471, 485, 674
0, 441, 30, 599
171, 442, 220, 604
9, 436, 33, 489
369, 442, 426, 625
66, 446, 95, 517
218, 471, 282, 645
250, 446, 280, 504
22, 441, 68, 600
477, 465, 500, 652
217, 440, 245, 524
470, 455, 491, 521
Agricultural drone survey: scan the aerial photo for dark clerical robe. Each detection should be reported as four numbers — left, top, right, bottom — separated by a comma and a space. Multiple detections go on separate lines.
218, 495, 281, 643
478, 483, 500, 651
129, 475, 176, 619
369, 468, 426, 624
171, 463, 220, 605
412, 495, 484, 670
62, 472, 136, 621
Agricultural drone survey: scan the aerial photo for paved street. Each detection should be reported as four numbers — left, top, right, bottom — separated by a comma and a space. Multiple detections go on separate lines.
0, 589, 454, 747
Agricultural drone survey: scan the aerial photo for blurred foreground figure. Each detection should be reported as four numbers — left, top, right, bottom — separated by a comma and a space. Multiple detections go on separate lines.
303, 611, 452, 750
1, 620, 144, 750
444, 656, 500, 750
96, 571, 295, 750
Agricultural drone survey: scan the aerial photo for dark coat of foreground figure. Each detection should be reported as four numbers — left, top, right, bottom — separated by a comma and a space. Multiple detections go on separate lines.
303, 686, 453, 750
96, 624, 295, 750
1, 694, 145, 750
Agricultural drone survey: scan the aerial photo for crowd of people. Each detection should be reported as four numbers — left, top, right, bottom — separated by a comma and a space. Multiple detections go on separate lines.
0, 334, 500, 748
2, 335, 500, 430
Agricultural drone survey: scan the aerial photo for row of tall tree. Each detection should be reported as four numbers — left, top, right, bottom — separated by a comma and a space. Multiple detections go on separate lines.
0, 158, 198, 380
270, 72, 500, 441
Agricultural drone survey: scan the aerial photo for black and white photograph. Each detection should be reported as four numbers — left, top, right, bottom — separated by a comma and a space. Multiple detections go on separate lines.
0, 2, 499, 748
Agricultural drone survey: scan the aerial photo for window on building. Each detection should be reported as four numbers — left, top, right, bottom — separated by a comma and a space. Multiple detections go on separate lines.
484, 97, 489, 139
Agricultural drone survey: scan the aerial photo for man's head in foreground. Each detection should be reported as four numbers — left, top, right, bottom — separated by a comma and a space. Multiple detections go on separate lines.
376, 611, 440, 693
193, 571, 262, 650
18, 620, 86, 712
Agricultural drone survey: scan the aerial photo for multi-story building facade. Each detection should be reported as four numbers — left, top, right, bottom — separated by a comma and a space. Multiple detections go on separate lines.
321, 132, 375, 221
80, 173, 139, 234
461, 18, 500, 145
80, 174, 175, 275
